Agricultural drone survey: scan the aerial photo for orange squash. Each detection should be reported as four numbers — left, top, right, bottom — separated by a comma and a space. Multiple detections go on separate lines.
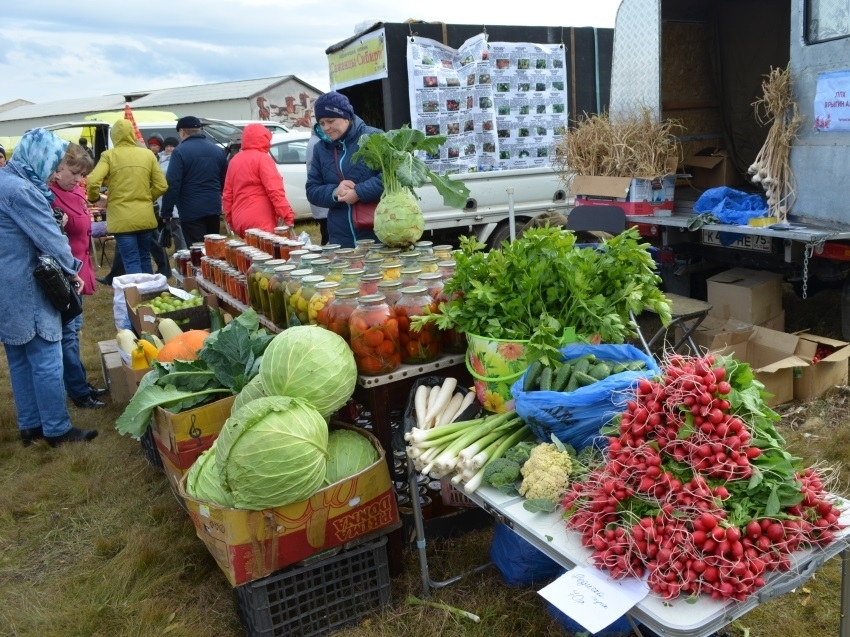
156, 330, 210, 363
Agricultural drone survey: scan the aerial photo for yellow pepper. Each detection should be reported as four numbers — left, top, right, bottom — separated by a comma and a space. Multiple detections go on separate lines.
131, 344, 150, 370
135, 338, 159, 366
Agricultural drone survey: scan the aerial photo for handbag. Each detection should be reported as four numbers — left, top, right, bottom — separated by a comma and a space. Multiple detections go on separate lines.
33, 255, 83, 324
333, 147, 377, 230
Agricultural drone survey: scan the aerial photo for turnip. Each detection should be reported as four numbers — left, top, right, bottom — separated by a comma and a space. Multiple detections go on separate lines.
353, 126, 470, 248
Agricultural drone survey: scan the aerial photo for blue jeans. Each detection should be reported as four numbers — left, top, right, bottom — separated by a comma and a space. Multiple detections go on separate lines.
61, 310, 90, 400
115, 230, 155, 275
4, 335, 73, 437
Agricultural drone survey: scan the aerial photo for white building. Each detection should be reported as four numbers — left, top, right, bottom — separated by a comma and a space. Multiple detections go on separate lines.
0, 75, 322, 137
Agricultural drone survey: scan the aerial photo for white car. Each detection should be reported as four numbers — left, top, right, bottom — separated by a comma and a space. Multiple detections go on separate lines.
227, 119, 291, 134
268, 131, 312, 221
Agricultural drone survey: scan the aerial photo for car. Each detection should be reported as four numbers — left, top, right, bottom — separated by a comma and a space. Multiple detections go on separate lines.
268, 131, 312, 221
226, 119, 291, 134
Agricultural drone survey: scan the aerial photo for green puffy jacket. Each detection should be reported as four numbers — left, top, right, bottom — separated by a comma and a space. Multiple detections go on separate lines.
87, 119, 168, 234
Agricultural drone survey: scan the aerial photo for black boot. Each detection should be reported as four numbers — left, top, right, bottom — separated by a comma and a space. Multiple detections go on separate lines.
20, 426, 44, 447
87, 383, 108, 397
71, 394, 107, 409
45, 427, 99, 448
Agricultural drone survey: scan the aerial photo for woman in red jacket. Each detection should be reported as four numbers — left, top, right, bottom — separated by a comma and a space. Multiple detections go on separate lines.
49, 143, 107, 409
223, 123, 295, 237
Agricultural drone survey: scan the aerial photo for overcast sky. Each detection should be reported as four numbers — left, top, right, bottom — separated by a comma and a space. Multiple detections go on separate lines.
2, 1, 621, 105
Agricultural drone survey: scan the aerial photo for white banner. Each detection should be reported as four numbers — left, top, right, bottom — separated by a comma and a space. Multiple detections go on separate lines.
814, 69, 850, 131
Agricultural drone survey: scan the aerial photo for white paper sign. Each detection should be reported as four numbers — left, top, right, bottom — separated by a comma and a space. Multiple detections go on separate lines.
814, 69, 850, 131
537, 566, 649, 634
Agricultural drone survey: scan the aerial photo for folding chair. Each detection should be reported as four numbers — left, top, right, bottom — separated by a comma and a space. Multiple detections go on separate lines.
630, 293, 713, 356
89, 209, 114, 267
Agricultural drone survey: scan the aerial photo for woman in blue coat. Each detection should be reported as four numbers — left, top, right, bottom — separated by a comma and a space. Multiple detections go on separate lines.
0, 129, 98, 447
306, 92, 384, 248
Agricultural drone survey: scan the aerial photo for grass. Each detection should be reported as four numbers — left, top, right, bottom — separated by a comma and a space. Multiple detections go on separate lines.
0, 233, 848, 637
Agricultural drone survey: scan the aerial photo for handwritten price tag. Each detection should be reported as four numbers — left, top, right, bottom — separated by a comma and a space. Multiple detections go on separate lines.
537, 566, 649, 634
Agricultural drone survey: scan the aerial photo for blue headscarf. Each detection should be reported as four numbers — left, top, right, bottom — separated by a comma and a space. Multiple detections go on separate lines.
8, 128, 69, 204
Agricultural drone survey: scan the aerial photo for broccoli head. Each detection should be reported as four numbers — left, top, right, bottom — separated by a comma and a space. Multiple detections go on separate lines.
482, 457, 522, 487
504, 440, 536, 467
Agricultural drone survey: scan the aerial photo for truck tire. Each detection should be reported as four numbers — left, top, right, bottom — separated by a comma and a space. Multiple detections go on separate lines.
486, 220, 529, 250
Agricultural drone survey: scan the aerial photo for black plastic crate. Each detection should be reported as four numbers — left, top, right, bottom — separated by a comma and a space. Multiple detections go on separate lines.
234, 537, 391, 637
140, 424, 163, 471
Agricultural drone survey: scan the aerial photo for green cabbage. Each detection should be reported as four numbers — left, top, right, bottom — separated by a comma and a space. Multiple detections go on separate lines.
215, 396, 329, 509
259, 326, 356, 417
184, 442, 234, 508
374, 191, 425, 248
233, 375, 265, 413
325, 429, 379, 485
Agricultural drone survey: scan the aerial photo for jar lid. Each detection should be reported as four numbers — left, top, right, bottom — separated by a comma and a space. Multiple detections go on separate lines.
361, 273, 383, 281
378, 248, 401, 255
334, 248, 355, 255
273, 264, 298, 273
418, 255, 438, 262
265, 259, 286, 266
251, 254, 273, 262
400, 285, 428, 295
310, 258, 332, 266
356, 238, 376, 246
335, 287, 360, 297
418, 272, 442, 280
289, 249, 309, 257
323, 243, 341, 251
302, 275, 326, 283
359, 293, 387, 304
290, 268, 313, 277
376, 279, 402, 288
437, 260, 456, 267
414, 240, 434, 248
380, 262, 400, 269
343, 268, 366, 276
400, 266, 423, 274
315, 281, 340, 290
433, 244, 453, 251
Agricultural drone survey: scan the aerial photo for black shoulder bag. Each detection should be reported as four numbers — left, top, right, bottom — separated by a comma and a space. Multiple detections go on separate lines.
33, 255, 83, 324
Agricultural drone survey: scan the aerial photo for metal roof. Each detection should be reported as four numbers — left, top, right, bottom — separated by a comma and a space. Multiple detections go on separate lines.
132, 76, 295, 108
0, 95, 127, 122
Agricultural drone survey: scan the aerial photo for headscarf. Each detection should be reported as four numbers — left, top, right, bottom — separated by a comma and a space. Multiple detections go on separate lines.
8, 128, 69, 204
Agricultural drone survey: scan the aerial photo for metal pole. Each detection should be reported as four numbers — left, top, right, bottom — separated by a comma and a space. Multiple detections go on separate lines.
507, 187, 516, 242
841, 549, 850, 637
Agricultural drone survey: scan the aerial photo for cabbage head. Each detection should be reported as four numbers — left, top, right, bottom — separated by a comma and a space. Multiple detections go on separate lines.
184, 442, 234, 508
216, 395, 329, 510
325, 429, 379, 485
259, 326, 356, 417
374, 191, 424, 248
233, 375, 265, 413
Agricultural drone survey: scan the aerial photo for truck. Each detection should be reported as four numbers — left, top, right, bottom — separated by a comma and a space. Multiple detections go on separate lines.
324, 21, 613, 248
603, 0, 850, 336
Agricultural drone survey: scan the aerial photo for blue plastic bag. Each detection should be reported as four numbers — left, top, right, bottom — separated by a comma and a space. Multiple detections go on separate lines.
511, 344, 660, 451
693, 186, 768, 225
489, 522, 562, 587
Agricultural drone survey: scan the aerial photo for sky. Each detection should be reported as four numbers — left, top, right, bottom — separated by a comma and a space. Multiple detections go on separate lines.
2, 1, 621, 106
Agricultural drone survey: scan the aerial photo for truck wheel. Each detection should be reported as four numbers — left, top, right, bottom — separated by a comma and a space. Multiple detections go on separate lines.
486, 220, 528, 250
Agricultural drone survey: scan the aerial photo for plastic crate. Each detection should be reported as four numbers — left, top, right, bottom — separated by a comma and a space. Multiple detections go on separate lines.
140, 424, 164, 471
440, 478, 477, 508
234, 537, 391, 637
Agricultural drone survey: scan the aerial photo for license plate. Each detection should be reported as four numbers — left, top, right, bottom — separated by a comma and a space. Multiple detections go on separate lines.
700, 230, 772, 253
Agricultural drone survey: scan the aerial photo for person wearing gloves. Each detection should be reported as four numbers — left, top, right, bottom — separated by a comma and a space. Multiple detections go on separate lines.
223, 123, 295, 237
0, 128, 97, 447
86, 119, 168, 275
305, 91, 384, 248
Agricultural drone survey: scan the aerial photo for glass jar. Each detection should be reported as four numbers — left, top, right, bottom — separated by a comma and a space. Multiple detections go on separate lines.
378, 248, 402, 264
190, 243, 204, 267
287, 249, 309, 265
332, 247, 355, 264
359, 273, 383, 296
400, 266, 423, 288
235, 274, 249, 305
380, 262, 402, 281
418, 272, 445, 299
341, 267, 366, 289
321, 243, 341, 260
268, 264, 298, 329
244, 229, 261, 248
258, 259, 286, 318
376, 279, 402, 307
300, 253, 324, 271
437, 260, 456, 281
225, 240, 246, 268
290, 274, 325, 327
175, 250, 192, 278
349, 294, 401, 375
306, 257, 332, 278
226, 267, 241, 299
417, 255, 439, 273
395, 285, 441, 364
259, 232, 276, 256
284, 268, 313, 328
414, 240, 434, 255
205, 234, 227, 259
398, 250, 420, 268
309, 281, 339, 326
433, 245, 454, 261
272, 237, 289, 261
274, 224, 294, 240
342, 253, 365, 269
326, 262, 349, 282
236, 246, 255, 274
199, 255, 213, 281
326, 288, 360, 344
354, 238, 376, 255
246, 254, 273, 312
363, 255, 385, 274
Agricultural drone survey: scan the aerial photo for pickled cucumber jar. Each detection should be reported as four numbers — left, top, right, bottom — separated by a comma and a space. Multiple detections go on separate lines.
400, 266, 423, 288
376, 279, 402, 307
395, 285, 441, 364
300, 253, 324, 270
417, 255, 439, 273
284, 268, 313, 328
309, 281, 339, 327
258, 258, 286, 319
291, 274, 325, 327
433, 245, 454, 261
359, 272, 383, 296
268, 264, 298, 329
349, 294, 401, 375
246, 254, 273, 312
326, 287, 360, 343
306, 257, 332, 278
326, 262, 350, 282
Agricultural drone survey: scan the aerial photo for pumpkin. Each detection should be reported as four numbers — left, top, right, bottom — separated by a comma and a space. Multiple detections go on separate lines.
156, 330, 210, 363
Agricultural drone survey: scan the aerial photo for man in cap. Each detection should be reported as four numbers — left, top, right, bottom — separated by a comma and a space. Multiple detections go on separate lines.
78, 137, 94, 159
160, 116, 228, 247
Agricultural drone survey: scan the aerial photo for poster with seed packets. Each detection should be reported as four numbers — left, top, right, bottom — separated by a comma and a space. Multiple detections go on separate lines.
407, 33, 499, 174
490, 41, 567, 170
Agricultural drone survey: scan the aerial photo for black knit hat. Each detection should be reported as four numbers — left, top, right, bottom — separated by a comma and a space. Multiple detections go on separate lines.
314, 92, 354, 121
163, 136, 179, 147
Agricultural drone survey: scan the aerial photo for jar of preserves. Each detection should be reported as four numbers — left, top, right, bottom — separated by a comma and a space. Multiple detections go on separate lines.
380, 262, 401, 281
363, 255, 385, 274
300, 253, 324, 270
433, 245, 454, 261
326, 262, 349, 282
268, 264, 297, 329
376, 279, 402, 306
235, 274, 249, 305
359, 272, 383, 296
342, 253, 365, 269
284, 268, 313, 327
349, 294, 401, 375
321, 243, 341, 260
246, 254, 273, 312
307, 257, 332, 278
244, 229, 261, 248
378, 247, 401, 264
258, 258, 286, 318
395, 285, 441, 364
414, 240, 434, 255
274, 224, 294, 240
236, 246, 255, 274
326, 288, 360, 343
332, 247, 355, 264
199, 255, 213, 281
417, 272, 444, 299
225, 240, 246, 267
190, 243, 204, 267
205, 234, 227, 259
341, 267, 365, 289
437, 260, 456, 281
355, 238, 376, 255
288, 249, 309, 265
417, 255, 439, 273
290, 274, 325, 327
400, 266, 423, 288
398, 250, 421, 268
175, 250, 192, 278
309, 281, 339, 326
259, 232, 276, 256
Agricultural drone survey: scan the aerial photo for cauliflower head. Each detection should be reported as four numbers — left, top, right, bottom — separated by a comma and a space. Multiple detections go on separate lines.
518, 443, 573, 502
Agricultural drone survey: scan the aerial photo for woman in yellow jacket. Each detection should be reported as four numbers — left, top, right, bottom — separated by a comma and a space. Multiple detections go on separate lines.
86, 119, 168, 274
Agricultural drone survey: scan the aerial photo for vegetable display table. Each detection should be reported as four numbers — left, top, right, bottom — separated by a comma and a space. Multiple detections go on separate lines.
417, 484, 850, 637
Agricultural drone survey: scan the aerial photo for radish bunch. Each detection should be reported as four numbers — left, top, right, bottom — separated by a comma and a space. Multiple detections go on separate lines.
562, 353, 845, 602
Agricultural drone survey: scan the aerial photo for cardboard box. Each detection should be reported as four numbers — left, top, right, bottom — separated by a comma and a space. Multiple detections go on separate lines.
98, 340, 132, 406
179, 424, 401, 586
572, 172, 676, 216
793, 333, 850, 401
707, 326, 809, 407
122, 362, 150, 397
125, 277, 215, 336
684, 148, 741, 189
707, 268, 783, 326
152, 394, 235, 454
676, 312, 786, 355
